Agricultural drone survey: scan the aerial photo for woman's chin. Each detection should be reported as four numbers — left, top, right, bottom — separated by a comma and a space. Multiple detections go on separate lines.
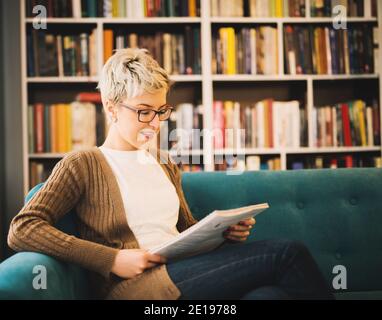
136, 136, 157, 149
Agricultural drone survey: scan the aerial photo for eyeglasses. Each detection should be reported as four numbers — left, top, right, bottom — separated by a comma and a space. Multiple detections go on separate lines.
118, 103, 174, 123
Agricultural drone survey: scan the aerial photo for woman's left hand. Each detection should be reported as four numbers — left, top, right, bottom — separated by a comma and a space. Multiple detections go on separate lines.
223, 217, 256, 242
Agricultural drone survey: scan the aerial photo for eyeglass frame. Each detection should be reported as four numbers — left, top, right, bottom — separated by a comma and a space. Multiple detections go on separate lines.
117, 102, 174, 123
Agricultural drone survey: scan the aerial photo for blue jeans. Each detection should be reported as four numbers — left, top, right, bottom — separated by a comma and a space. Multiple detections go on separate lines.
166, 239, 335, 300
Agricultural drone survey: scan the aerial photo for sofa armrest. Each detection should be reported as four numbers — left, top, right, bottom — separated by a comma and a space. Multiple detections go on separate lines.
0, 252, 89, 300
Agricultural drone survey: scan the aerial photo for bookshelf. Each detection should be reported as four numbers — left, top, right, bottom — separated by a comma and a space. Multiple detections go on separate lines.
20, 0, 382, 194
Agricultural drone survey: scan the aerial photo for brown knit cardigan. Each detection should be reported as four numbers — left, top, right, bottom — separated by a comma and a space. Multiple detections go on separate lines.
8, 147, 198, 299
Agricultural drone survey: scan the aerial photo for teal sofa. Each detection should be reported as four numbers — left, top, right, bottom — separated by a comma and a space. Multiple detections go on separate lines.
1, 168, 382, 299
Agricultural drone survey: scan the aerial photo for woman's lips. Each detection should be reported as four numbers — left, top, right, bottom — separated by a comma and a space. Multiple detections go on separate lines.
142, 133, 153, 139
138, 129, 156, 141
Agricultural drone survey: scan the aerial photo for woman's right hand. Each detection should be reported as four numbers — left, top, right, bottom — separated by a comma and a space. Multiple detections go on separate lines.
110, 249, 167, 279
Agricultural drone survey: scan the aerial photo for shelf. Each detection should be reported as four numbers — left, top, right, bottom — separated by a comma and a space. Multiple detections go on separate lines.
170, 75, 203, 82
210, 17, 378, 24
212, 74, 379, 81
27, 75, 203, 83
169, 149, 204, 156
25, 17, 202, 24
310, 74, 380, 80
27, 74, 378, 83
213, 147, 381, 155
27, 76, 99, 83
25, 17, 377, 25
213, 75, 295, 81
214, 148, 282, 155
29, 153, 66, 159
285, 147, 382, 154
30, 149, 205, 159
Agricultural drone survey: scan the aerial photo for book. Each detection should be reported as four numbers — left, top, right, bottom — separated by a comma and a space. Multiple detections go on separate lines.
311, 0, 377, 17
27, 28, 96, 77
28, 98, 107, 153
313, 100, 380, 148
284, 24, 375, 75
288, 153, 382, 169
213, 0, 305, 17
213, 26, 278, 75
149, 203, 269, 261
110, 28, 201, 75
212, 99, 304, 150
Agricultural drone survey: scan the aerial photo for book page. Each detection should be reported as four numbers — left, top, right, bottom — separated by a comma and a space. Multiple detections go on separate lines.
149, 203, 269, 261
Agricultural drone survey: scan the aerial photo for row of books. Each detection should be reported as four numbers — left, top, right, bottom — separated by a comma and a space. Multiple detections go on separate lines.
105, 27, 201, 75
29, 152, 381, 187
28, 100, 107, 154
30, 161, 54, 188
213, 100, 306, 149
28, 93, 204, 154
26, 96, 382, 154
313, 100, 381, 148
180, 164, 203, 172
27, 29, 97, 77
214, 154, 382, 171
29, 158, 203, 188
26, 0, 200, 18
215, 155, 282, 171
211, 0, 306, 17
160, 103, 204, 150
284, 24, 377, 75
25, 0, 378, 18
212, 0, 378, 18
311, 0, 377, 17
212, 26, 278, 75
289, 154, 382, 169
27, 24, 377, 78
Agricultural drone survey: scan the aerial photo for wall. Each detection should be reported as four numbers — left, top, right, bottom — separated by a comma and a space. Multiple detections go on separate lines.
0, 0, 5, 260
1, 0, 23, 260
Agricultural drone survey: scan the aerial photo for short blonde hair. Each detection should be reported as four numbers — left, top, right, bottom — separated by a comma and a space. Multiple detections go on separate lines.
97, 48, 172, 105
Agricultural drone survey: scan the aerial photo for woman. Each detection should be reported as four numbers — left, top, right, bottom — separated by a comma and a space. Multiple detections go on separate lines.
8, 48, 333, 300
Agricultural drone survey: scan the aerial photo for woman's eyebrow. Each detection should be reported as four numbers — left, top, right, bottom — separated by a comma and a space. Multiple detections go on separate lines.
137, 103, 168, 110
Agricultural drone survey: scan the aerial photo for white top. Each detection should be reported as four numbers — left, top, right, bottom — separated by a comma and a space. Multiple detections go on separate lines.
98, 146, 180, 250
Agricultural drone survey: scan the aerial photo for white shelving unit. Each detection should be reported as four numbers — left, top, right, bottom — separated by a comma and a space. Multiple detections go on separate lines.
25, 17, 202, 23
26, 74, 203, 83
20, 0, 382, 194
210, 17, 378, 23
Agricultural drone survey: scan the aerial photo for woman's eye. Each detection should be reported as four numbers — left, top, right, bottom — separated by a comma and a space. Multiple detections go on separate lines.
140, 110, 151, 115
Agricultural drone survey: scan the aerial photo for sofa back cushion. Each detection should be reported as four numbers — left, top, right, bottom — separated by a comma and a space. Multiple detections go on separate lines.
181, 168, 382, 293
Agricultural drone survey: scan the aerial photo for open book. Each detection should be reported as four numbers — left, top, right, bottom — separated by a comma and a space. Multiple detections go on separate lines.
149, 203, 269, 261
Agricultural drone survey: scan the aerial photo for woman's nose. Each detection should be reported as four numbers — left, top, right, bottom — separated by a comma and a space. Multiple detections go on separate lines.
149, 113, 161, 129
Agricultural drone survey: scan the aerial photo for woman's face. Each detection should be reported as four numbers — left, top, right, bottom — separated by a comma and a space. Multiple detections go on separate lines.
109, 88, 168, 151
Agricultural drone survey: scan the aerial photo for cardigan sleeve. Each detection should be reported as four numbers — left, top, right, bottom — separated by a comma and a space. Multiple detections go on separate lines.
7, 151, 119, 279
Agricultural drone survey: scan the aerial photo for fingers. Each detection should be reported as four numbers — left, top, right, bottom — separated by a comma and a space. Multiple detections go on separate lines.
226, 230, 250, 237
147, 253, 167, 264
146, 262, 160, 269
223, 225, 252, 242
228, 224, 252, 231
225, 234, 247, 242
239, 217, 256, 226
227, 218, 256, 233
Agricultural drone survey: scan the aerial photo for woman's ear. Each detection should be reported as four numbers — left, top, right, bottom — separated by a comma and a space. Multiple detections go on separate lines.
105, 100, 117, 118
105, 101, 118, 121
